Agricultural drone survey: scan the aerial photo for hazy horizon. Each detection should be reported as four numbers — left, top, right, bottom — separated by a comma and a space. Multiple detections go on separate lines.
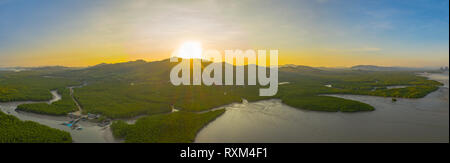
0, 58, 448, 69
1, 0, 449, 67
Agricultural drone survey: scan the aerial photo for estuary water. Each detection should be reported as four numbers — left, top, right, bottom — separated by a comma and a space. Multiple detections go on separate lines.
0, 90, 117, 143
1, 73, 448, 143
195, 73, 449, 143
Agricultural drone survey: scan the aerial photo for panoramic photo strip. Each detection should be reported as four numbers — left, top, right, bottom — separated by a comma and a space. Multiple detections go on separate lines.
0, 0, 448, 161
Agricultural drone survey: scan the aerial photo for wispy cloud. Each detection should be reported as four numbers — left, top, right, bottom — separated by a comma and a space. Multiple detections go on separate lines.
326, 46, 382, 53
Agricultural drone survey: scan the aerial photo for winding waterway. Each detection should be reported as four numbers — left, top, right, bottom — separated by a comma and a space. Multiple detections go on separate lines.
0, 89, 118, 143
195, 73, 449, 143
1, 73, 448, 143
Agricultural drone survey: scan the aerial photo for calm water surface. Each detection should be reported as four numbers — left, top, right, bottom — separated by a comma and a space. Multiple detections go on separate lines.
196, 73, 449, 143
0, 90, 117, 143
1, 73, 448, 143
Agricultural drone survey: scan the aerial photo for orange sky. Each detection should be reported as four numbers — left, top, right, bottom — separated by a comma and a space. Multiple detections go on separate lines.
0, 0, 448, 68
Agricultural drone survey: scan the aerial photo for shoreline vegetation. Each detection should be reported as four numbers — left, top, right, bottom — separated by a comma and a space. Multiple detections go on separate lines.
0, 71, 80, 102
16, 88, 78, 116
111, 109, 225, 143
0, 111, 72, 143
0, 60, 446, 143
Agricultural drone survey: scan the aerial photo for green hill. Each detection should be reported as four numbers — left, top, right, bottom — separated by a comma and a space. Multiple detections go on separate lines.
0, 59, 442, 143
2, 59, 441, 118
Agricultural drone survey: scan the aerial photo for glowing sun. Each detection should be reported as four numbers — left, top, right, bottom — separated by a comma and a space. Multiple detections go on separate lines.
174, 41, 203, 59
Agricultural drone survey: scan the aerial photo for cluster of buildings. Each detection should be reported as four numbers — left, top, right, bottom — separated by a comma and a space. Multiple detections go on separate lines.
64, 112, 111, 130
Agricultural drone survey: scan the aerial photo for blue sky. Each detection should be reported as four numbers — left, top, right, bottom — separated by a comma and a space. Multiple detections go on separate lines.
0, 0, 448, 67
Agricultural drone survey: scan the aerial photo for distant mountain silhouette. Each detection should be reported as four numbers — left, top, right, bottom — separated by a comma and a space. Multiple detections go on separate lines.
280, 64, 323, 73
351, 65, 438, 71
51, 58, 328, 84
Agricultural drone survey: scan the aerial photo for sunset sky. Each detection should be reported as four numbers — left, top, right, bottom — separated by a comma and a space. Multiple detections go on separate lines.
0, 0, 449, 67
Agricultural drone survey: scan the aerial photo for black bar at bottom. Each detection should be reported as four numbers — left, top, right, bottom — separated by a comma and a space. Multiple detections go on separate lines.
0, 143, 446, 161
